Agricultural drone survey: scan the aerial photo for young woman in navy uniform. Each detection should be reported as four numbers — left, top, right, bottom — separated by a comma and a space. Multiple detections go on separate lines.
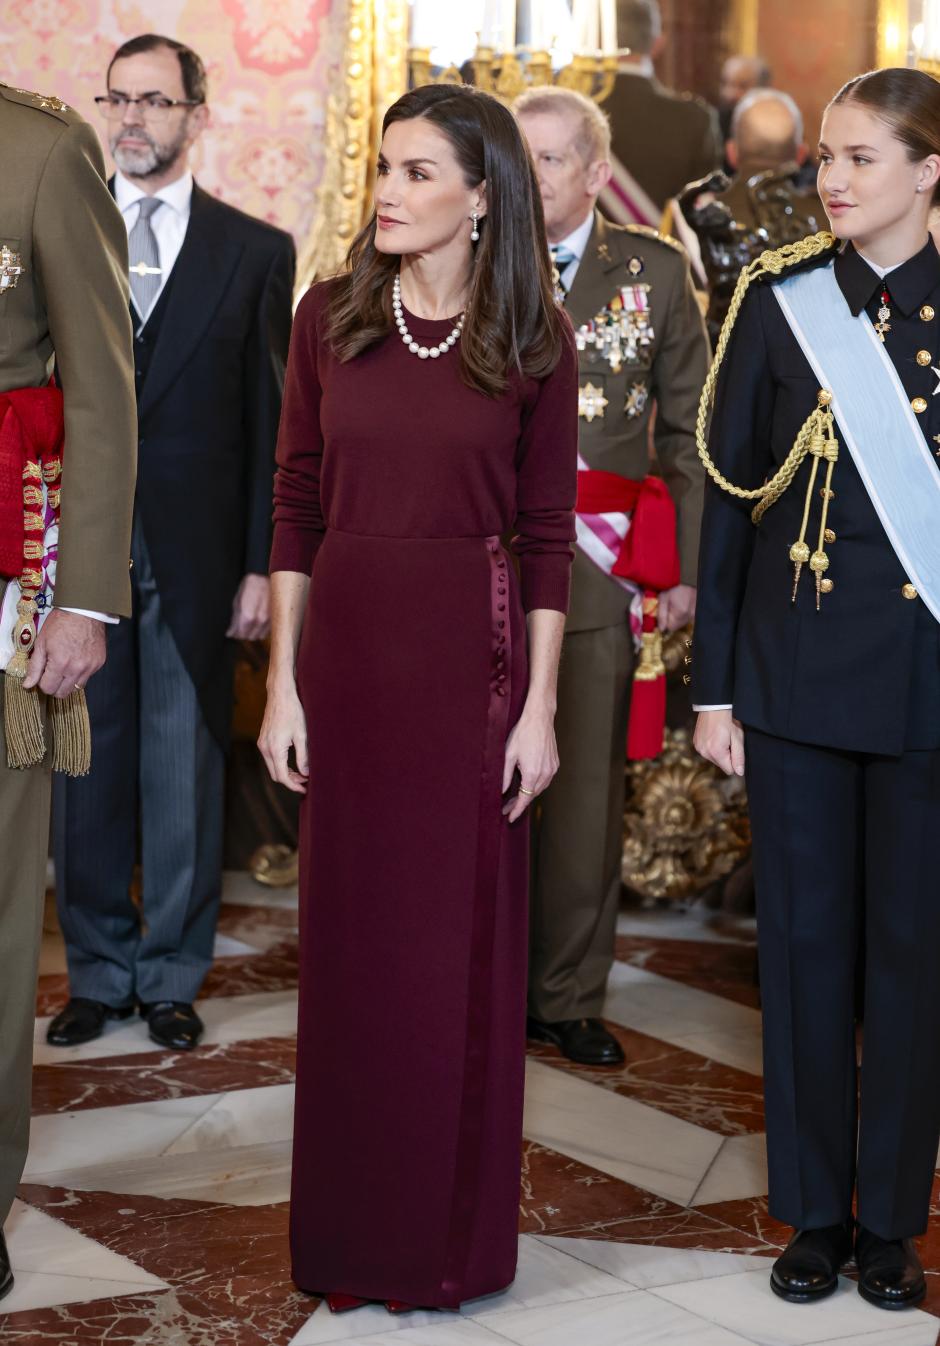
693, 68, 940, 1311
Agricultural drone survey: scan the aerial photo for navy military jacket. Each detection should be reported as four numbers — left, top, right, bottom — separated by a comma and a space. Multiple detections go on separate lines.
692, 239, 940, 754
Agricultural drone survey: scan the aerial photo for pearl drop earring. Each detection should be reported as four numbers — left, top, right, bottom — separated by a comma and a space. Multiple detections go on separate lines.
470, 211, 480, 242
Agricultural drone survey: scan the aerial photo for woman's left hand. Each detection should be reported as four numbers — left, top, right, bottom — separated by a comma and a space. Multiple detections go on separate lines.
502, 703, 559, 822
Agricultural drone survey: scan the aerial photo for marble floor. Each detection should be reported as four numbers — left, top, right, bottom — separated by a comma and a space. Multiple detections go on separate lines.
3, 876, 938, 1345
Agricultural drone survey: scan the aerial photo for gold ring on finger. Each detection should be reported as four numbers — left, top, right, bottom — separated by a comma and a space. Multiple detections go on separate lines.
518, 786, 536, 796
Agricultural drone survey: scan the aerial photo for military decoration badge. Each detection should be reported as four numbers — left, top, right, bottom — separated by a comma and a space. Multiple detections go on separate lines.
574, 284, 654, 374
0, 245, 24, 293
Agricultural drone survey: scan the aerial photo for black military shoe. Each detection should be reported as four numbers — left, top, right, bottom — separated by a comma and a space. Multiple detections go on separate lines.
0, 1232, 12, 1301
770, 1222, 855, 1303
140, 1001, 204, 1051
46, 997, 135, 1047
856, 1227, 926, 1310
526, 1016, 625, 1066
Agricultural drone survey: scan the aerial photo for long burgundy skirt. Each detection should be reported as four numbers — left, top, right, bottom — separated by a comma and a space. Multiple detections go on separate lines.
289, 529, 529, 1308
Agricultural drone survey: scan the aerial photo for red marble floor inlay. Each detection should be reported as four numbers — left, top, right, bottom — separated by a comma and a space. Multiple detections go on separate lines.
7, 1186, 314, 1346
615, 935, 761, 1010
31, 1037, 297, 1115
527, 1022, 765, 1135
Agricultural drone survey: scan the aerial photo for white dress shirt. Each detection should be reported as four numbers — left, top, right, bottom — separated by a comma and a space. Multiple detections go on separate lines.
115, 168, 193, 327
551, 210, 596, 293
693, 255, 905, 711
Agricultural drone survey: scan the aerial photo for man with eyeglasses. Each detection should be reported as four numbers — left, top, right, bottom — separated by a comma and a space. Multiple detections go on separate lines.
0, 80, 135, 1301
48, 34, 295, 1055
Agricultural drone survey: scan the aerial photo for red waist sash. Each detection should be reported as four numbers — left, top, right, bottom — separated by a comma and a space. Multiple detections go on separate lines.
576, 470, 680, 760
0, 385, 64, 584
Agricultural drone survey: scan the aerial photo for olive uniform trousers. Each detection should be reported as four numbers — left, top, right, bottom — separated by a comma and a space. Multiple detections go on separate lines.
0, 694, 51, 1225
529, 622, 635, 1022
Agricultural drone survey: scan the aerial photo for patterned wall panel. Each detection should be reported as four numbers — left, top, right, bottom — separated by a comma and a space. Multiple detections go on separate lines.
0, 0, 347, 243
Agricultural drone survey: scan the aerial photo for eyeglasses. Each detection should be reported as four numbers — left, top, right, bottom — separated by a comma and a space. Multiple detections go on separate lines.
95, 94, 202, 122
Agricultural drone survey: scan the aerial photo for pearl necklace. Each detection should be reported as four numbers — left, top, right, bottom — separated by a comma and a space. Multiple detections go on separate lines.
392, 275, 465, 359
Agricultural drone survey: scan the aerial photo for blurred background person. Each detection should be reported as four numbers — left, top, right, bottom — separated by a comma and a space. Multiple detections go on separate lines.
601, 0, 722, 227
48, 34, 295, 1055
675, 88, 825, 342
718, 53, 773, 142
516, 85, 708, 1067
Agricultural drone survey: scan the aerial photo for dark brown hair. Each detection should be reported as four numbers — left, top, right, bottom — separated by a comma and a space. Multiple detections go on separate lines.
829, 67, 940, 204
108, 34, 207, 105
326, 83, 564, 398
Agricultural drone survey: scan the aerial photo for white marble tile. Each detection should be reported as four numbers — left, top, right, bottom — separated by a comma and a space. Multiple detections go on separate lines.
213, 932, 262, 957
34, 987, 298, 1064
1, 1198, 167, 1314
165, 1082, 295, 1155
616, 904, 756, 946
25, 1138, 293, 1206
603, 961, 764, 1074
691, 1132, 769, 1205
23, 1094, 221, 1180
655, 1270, 939, 1346
472, 1288, 746, 1345
221, 869, 299, 910
523, 1059, 723, 1206
671, 1025, 765, 1077
465, 1236, 626, 1318
289, 1310, 506, 1345
535, 1236, 773, 1290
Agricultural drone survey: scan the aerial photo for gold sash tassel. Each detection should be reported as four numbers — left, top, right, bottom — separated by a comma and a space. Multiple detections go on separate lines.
4, 597, 91, 776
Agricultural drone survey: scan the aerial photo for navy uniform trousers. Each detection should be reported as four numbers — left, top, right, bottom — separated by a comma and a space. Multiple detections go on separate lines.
745, 726, 940, 1240
52, 518, 224, 1007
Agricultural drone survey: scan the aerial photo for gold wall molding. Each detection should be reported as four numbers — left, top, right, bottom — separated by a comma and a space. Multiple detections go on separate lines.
723, 0, 759, 56
297, 0, 408, 292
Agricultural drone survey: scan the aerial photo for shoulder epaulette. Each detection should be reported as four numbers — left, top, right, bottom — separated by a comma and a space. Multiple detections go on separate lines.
623, 223, 685, 254
752, 230, 837, 279
0, 83, 72, 122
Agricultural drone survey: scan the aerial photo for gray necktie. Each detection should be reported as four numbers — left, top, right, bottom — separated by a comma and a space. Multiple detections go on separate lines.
128, 197, 164, 318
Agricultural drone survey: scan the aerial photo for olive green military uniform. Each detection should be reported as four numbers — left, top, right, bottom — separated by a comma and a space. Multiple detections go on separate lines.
529, 212, 708, 1022
603, 71, 722, 216
0, 84, 135, 1225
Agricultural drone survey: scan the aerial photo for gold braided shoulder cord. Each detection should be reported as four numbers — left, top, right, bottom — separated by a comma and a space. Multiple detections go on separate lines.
696, 230, 842, 607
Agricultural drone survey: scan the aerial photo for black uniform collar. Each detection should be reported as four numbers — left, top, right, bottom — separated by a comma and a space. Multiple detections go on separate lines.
835, 238, 940, 317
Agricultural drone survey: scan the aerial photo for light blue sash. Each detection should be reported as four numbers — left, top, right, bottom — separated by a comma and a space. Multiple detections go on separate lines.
773, 260, 940, 624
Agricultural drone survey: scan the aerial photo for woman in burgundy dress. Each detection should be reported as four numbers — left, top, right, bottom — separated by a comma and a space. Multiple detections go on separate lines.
259, 84, 578, 1313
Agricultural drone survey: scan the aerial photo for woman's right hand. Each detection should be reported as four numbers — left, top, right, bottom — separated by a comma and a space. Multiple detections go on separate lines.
693, 709, 746, 777
259, 676, 309, 794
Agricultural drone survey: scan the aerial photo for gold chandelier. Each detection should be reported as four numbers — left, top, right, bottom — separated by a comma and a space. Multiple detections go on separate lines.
408, 1, 622, 105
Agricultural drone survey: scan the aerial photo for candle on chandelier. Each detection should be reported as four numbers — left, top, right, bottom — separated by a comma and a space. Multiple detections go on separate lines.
481, 0, 516, 50
572, 0, 600, 53
600, 0, 617, 54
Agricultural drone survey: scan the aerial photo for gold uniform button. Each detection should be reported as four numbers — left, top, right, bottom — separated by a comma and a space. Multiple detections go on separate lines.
819, 578, 834, 594
921, 305, 936, 322
824, 528, 836, 544
820, 487, 835, 501
902, 582, 918, 600
918, 349, 933, 366
682, 674, 691, 686
912, 396, 928, 414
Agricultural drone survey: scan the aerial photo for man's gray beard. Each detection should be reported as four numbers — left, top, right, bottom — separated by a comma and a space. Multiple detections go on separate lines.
111, 124, 188, 179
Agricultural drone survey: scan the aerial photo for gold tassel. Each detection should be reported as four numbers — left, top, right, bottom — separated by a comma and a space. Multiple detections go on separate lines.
49, 688, 91, 777
3, 669, 44, 769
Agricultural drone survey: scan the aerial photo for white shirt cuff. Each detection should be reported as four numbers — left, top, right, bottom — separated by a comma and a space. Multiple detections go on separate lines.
58, 607, 119, 625
692, 704, 733, 712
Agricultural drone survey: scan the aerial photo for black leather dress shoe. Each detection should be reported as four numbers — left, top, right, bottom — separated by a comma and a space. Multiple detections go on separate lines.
856, 1227, 926, 1309
46, 997, 135, 1047
770, 1222, 855, 1303
0, 1232, 13, 1301
526, 1016, 625, 1066
140, 1001, 204, 1051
